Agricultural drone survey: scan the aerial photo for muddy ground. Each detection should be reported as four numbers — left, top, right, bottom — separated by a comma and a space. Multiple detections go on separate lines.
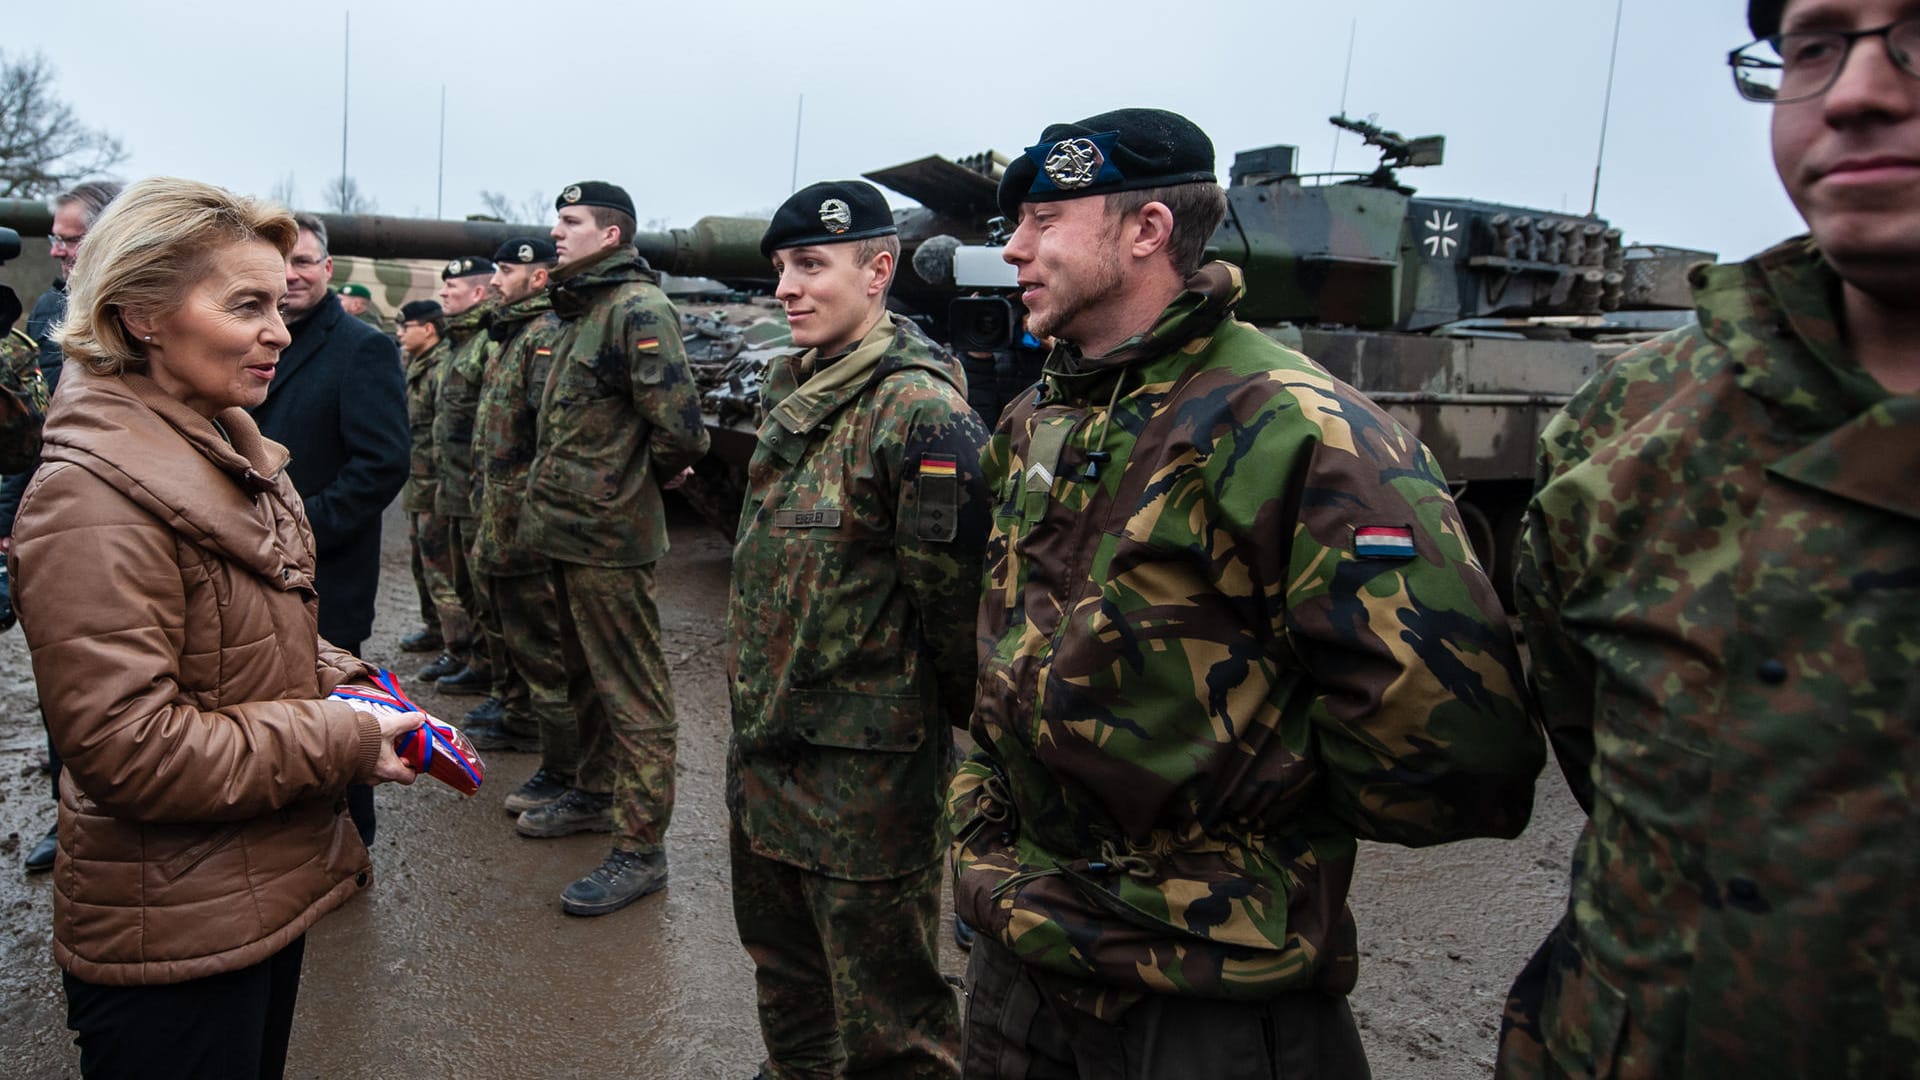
0, 499, 1581, 1079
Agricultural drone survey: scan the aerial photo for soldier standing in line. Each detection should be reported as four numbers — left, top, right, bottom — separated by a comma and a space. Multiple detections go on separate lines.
429, 256, 498, 700
338, 282, 386, 333
1495, 2, 1920, 1075
515, 181, 709, 916
728, 181, 988, 1080
468, 237, 567, 771
398, 296, 455, 688
948, 108, 1543, 1078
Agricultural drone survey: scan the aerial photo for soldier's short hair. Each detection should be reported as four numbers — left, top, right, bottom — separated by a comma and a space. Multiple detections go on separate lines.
59, 177, 299, 378
293, 212, 330, 255
1105, 182, 1228, 277
53, 180, 125, 229
851, 233, 901, 269
587, 206, 637, 246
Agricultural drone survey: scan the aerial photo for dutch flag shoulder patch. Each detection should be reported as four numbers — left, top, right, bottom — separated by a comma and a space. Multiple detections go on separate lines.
1353, 524, 1417, 559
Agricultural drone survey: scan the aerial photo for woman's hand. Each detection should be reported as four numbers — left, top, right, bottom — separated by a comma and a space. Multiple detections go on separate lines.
369, 710, 428, 785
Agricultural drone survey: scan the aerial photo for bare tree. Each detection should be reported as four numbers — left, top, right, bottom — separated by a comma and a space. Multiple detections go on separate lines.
477, 189, 549, 226
268, 172, 298, 209
323, 175, 378, 214
0, 50, 127, 197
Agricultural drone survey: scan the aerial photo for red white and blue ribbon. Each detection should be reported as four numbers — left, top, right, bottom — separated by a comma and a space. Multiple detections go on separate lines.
329, 670, 486, 795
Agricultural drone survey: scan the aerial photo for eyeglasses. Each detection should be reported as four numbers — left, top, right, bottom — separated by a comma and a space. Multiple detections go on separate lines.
1730, 17, 1920, 103
49, 233, 84, 249
288, 256, 327, 271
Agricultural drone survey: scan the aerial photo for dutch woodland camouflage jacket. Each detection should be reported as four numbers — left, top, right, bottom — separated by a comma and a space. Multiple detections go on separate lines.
471, 294, 558, 578
1497, 237, 1920, 1079
523, 246, 709, 567
431, 302, 493, 518
402, 336, 448, 514
948, 263, 1540, 1015
727, 314, 991, 881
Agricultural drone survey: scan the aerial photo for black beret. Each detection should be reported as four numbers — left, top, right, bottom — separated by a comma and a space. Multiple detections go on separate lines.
1749, 0, 1784, 38
493, 237, 558, 265
555, 180, 635, 219
398, 299, 442, 323
760, 180, 897, 257
997, 107, 1217, 218
441, 256, 495, 280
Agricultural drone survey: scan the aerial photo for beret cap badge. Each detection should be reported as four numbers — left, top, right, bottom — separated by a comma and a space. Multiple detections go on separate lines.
518, 243, 535, 262
818, 198, 852, 234
447, 258, 464, 275
562, 184, 583, 204
1044, 138, 1105, 191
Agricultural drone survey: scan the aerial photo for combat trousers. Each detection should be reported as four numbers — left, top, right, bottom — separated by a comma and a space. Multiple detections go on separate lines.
470, 568, 528, 715
961, 936, 1370, 1080
407, 517, 435, 629
444, 516, 496, 682
489, 569, 577, 779
730, 825, 959, 1080
415, 510, 473, 661
549, 560, 675, 853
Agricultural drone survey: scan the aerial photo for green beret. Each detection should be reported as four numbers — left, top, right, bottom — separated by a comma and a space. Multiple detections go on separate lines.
338, 283, 372, 300
760, 180, 897, 257
997, 107, 1216, 218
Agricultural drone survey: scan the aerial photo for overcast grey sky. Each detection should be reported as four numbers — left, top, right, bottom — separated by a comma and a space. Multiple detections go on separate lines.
21, 0, 1801, 261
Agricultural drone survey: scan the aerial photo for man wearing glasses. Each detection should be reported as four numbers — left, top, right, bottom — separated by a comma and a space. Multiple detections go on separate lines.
1496, 1, 1920, 1075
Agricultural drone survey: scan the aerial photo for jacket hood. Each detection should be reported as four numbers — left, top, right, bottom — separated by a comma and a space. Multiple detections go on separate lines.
487, 292, 553, 341
549, 245, 658, 319
38, 362, 307, 586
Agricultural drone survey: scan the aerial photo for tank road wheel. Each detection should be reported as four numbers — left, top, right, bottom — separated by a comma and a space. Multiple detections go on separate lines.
1459, 499, 1497, 574
1457, 497, 1520, 612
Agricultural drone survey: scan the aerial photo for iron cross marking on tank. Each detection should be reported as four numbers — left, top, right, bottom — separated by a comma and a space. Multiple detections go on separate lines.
1423, 209, 1459, 257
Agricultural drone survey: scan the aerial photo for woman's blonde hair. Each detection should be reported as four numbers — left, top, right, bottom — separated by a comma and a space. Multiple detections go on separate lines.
57, 178, 299, 377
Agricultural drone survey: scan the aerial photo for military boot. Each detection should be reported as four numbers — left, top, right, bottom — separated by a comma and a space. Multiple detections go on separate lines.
514, 788, 614, 838
464, 696, 505, 725
559, 849, 666, 916
463, 715, 542, 754
398, 627, 444, 653
502, 768, 569, 814
22, 824, 56, 873
436, 665, 491, 696
417, 652, 463, 681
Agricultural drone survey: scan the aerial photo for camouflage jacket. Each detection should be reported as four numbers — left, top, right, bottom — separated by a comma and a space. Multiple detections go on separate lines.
727, 314, 991, 880
1498, 237, 1920, 1079
948, 262, 1539, 1014
431, 303, 494, 518
402, 336, 448, 513
524, 245, 709, 567
472, 295, 559, 578
0, 328, 48, 475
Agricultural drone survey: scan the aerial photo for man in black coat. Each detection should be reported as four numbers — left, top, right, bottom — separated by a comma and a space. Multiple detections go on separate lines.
250, 213, 409, 845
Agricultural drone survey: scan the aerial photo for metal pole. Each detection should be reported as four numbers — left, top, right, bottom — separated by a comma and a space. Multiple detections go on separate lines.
790, 94, 804, 193
340, 12, 350, 212
1589, 0, 1626, 216
1329, 18, 1357, 173
437, 84, 446, 218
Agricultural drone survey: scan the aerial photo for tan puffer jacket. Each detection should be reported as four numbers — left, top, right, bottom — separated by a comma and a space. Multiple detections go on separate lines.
12, 362, 384, 986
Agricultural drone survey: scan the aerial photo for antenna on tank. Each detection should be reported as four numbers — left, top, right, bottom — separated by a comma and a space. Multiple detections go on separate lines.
790, 95, 805, 194
1328, 18, 1358, 174
1589, 0, 1626, 216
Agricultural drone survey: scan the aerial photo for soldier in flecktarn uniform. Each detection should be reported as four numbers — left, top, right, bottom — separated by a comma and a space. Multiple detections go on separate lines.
515, 181, 709, 917
948, 108, 1543, 1079
727, 181, 989, 1080
428, 256, 499, 698
1495, 3, 1920, 1077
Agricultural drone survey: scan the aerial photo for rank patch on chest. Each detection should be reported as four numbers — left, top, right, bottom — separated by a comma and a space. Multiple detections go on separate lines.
1353, 525, 1416, 559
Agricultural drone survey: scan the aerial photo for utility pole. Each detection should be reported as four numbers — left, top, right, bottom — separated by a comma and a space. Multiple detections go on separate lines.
339, 12, 350, 212
790, 94, 804, 194
437, 84, 447, 218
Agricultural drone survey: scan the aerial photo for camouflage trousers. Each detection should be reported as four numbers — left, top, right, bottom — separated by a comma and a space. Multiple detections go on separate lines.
961, 937, 1369, 1079
729, 826, 959, 1080
550, 560, 674, 854
489, 569, 578, 780
446, 516, 499, 684
408, 521, 435, 629
413, 510, 474, 660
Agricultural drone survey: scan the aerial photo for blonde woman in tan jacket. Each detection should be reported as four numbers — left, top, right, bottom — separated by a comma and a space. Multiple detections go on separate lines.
10, 177, 427, 1080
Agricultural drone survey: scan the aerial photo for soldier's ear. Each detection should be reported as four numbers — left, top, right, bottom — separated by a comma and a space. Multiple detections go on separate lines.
865, 249, 894, 298
1127, 202, 1176, 263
